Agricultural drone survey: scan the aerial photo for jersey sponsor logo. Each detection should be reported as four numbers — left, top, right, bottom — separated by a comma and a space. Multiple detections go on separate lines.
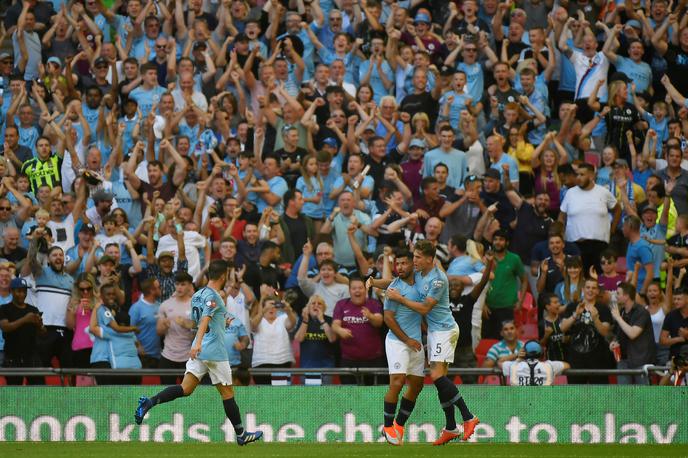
432, 279, 444, 288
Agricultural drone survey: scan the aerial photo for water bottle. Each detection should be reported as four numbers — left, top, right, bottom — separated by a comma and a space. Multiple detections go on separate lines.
610, 290, 618, 309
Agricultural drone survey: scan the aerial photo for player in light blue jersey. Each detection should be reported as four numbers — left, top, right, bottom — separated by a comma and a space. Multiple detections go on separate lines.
387, 240, 479, 446
374, 249, 424, 446
134, 260, 262, 446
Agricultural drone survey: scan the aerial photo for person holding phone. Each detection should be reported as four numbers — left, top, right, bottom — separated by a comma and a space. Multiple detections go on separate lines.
249, 293, 296, 385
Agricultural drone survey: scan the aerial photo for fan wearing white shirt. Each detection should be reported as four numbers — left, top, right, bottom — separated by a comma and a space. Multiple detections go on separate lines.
155, 220, 208, 283
558, 163, 620, 274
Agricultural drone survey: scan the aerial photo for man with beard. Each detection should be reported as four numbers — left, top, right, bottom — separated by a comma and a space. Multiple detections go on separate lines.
483, 230, 527, 340
559, 163, 619, 273
505, 188, 553, 266
560, 278, 614, 384
21, 243, 74, 368
135, 260, 263, 446
380, 250, 424, 446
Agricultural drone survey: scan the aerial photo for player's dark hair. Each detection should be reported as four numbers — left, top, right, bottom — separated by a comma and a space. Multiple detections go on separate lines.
394, 248, 412, 260
207, 260, 229, 280
414, 240, 436, 258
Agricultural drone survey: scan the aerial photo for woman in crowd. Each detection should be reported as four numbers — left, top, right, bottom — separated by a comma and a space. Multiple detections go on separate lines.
249, 293, 297, 385
66, 273, 99, 368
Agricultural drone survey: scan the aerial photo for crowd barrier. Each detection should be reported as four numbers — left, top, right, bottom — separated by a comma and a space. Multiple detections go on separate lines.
0, 383, 685, 443
0, 365, 672, 386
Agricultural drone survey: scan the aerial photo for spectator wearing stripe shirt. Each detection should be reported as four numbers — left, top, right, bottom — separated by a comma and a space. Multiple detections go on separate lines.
20, 242, 74, 370
481, 320, 524, 369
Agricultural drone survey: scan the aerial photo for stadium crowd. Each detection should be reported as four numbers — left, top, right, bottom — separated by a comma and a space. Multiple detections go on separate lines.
0, 0, 688, 387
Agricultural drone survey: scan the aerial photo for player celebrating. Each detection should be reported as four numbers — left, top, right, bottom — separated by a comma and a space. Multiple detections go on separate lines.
387, 240, 479, 445
133, 260, 263, 446
380, 249, 425, 446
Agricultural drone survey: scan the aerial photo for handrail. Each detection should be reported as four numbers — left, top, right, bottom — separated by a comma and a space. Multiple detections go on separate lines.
0, 366, 671, 386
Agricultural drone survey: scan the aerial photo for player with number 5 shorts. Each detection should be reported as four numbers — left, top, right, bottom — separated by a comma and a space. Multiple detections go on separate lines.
133, 260, 262, 446
387, 240, 479, 446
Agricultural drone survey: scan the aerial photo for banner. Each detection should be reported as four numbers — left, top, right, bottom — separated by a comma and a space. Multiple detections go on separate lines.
0, 386, 685, 443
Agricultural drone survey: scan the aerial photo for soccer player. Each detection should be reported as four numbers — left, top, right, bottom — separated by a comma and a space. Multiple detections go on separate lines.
134, 260, 263, 446
381, 249, 424, 446
387, 240, 479, 445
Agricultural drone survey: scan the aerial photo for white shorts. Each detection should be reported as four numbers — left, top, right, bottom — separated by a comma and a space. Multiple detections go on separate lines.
385, 336, 425, 377
185, 359, 233, 385
427, 326, 460, 363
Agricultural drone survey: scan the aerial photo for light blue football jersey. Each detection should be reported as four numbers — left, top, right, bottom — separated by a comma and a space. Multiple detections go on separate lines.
384, 277, 422, 343
415, 267, 456, 332
190, 287, 228, 361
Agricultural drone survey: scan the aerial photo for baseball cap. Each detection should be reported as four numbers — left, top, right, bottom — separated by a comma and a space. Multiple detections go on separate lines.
409, 138, 426, 149
98, 255, 116, 265
79, 223, 96, 234
193, 41, 207, 50
158, 251, 175, 260
414, 12, 431, 24
484, 168, 501, 180
93, 56, 108, 67
613, 158, 629, 168
47, 56, 62, 67
641, 204, 658, 214
10, 278, 28, 289
625, 19, 642, 30
524, 340, 543, 360
439, 65, 456, 77
0, 52, 12, 61
322, 137, 338, 148
92, 189, 114, 202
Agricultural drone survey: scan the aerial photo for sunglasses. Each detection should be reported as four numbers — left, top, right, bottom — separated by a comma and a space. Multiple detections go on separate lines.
79, 286, 93, 292
0, 207, 10, 211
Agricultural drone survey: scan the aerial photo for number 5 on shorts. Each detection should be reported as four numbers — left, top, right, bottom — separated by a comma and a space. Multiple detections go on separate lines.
435, 343, 442, 355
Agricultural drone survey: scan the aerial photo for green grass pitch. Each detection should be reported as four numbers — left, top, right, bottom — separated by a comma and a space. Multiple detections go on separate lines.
1, 442, 685, 457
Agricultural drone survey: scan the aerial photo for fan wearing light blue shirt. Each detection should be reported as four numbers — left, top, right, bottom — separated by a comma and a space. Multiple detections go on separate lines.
128, 63, 166, 117
438, 71, 475, 128
422, 126, 468, 189
255, 156, 289, 215
359, 37, 394, 104
602, 28, 652, 97
487, 135, 520, 188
